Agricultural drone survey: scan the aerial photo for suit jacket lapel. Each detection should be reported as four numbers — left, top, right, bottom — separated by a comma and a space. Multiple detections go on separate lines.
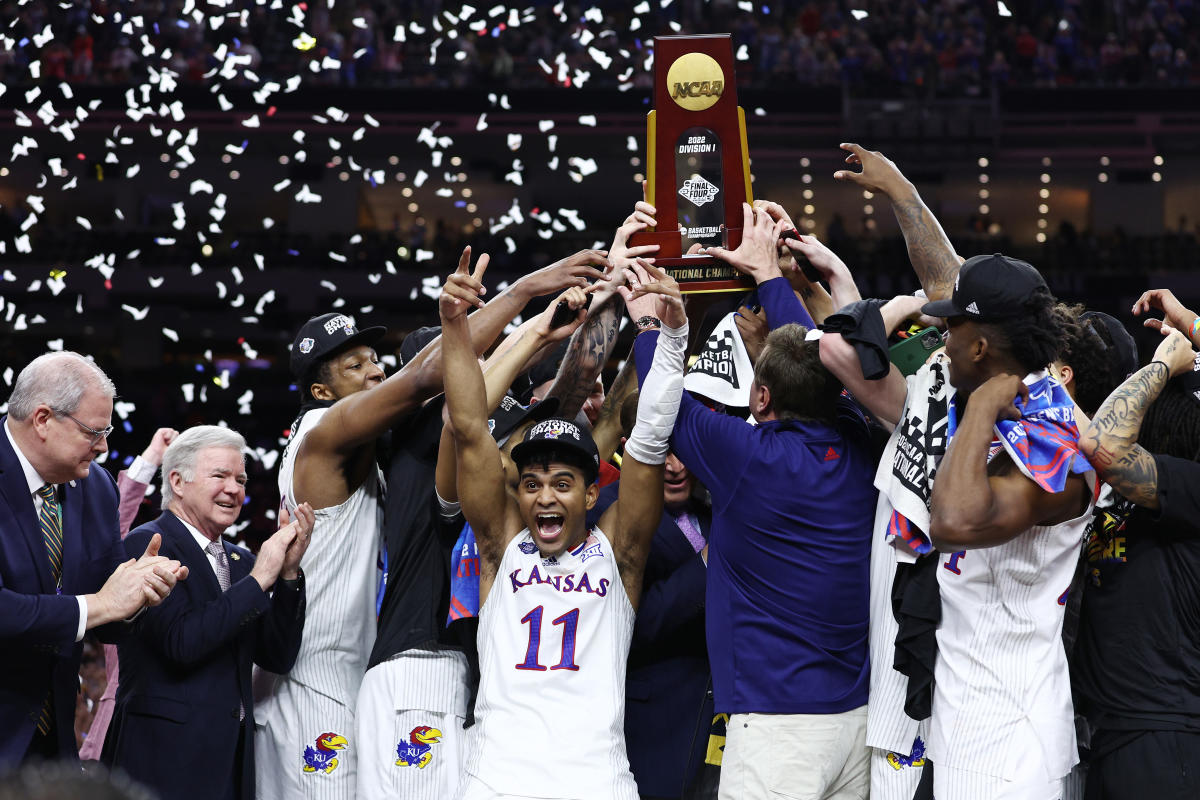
158, 512, 223, 598
59, 480, 84, 591
0, 420, 52, 592
224, 540, 251, 583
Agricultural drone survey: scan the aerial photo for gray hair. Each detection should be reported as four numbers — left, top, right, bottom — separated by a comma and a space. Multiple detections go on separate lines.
160, 425, 247, 510
7, 352, 116, 421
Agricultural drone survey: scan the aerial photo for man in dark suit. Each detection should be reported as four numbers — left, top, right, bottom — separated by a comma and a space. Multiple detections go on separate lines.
588, 451, 715, 799
105, 425, 313, 800
0, 352, 187, 767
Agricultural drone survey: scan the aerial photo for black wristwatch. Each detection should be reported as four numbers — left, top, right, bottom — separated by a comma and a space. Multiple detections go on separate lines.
635, 315, 662, 333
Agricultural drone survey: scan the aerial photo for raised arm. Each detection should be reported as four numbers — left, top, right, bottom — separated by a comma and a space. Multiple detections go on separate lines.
1132, 288, 1200, 349
435, 287, 592, 503
929, 374, 1085, 550
707, 203, 815, 330
1079, 326, 1195, 510
591, 352, 638, 463
602, 262, 687, 607
819, 294, 924, 429
834, 143, 964, 301
440, 259, 524, 599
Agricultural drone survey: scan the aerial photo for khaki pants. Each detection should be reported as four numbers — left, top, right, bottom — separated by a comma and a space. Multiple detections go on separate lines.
718, 706, 868, 800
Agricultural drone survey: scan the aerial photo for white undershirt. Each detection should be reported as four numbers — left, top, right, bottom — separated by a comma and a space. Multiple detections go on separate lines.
176, 514, 225, 581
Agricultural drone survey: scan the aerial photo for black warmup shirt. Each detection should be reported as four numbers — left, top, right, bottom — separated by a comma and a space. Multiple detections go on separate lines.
1073, 454, 1200, 733
368, 397, 465, 669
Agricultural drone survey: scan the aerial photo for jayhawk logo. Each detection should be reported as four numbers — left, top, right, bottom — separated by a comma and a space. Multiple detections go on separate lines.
886, 736, 926, 770
395, 726, 442, 768
303, 732, 348, 774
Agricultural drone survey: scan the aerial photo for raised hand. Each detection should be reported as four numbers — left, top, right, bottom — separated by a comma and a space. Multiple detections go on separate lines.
972, 374, 1031, 423
620, 259, 687, 330
141, 427, 179, 468
734, 303, 769, 363
439, 246, 490, 322
518, 249, 609, 299
279, 503, 314, 581
704, 203, 786, 283
532, 285, 597, 343
1133, 288, 1198, 338
251, 517, 300, 592
834, 143, 911, 198
1151, 324, 1196, 378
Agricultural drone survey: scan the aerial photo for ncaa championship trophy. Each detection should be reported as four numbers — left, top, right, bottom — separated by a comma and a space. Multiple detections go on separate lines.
629, 34, 756, 293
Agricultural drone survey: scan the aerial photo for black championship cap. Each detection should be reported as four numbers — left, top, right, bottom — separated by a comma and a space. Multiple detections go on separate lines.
399, 326, 441, 368
1080, 311, 1139, 386
510, 417, 601, 482
290, 313, 386, 379
489, 396, 560, 445
921, 253, 1048, 321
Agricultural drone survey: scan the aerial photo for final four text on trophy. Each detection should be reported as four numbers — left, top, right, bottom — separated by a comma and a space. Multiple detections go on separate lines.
629, 34, 756, 294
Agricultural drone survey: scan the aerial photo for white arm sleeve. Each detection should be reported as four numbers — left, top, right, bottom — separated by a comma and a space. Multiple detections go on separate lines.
624, 322, 688, 466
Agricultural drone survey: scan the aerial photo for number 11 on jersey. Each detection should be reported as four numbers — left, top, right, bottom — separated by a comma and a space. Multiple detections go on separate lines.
516, 606, 581, 671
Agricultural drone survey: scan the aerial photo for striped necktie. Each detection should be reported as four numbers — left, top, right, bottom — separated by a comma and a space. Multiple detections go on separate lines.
35, 484, 61, 736
37, 484, 62, 589
206, 540, 243, 721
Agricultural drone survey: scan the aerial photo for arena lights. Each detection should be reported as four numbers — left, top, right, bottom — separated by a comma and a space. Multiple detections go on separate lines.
338, 172, 349, 181
632, 172, 644, 184
278, 155, 289, 165
978, 160, 989, 215
402, 187, 413, 197
230, 170, 240, 180
462, 188, 473, 198
1037, 158, 1051, 243
1154, 155, 1164, 166
799, 157, 816, 231
407, 202, 419, 212
388, 155, 399, 165
1152, 172, 1162, 182
201, 244, 213, 257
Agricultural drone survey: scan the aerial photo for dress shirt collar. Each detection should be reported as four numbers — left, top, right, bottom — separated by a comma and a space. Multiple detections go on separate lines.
4, 418, 50, 497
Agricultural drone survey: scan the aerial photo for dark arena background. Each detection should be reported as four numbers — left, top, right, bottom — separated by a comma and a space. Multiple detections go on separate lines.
2, 0, 1199, 775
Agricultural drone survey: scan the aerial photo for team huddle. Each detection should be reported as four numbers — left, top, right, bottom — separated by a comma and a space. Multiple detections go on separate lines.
4, 144, 1200, 800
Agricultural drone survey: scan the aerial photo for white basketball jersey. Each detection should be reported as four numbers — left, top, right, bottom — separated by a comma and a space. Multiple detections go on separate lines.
462, 527, 638, 800
265, 406, 384, 707
929, 500, 1093, 786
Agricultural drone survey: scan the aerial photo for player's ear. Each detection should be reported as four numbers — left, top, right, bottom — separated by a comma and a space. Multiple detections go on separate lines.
584, 481, 599, 510
310, 380, 336, 402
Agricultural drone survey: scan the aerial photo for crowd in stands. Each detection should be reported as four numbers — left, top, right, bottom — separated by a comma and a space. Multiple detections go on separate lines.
2, 0, 1198, 94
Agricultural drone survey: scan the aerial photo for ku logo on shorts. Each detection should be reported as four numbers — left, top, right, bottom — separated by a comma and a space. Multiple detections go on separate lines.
395, 725, 443, 769
302, 732, 348, 774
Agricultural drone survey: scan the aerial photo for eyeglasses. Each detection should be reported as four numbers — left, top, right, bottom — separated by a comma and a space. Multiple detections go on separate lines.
52, 409, 114, 446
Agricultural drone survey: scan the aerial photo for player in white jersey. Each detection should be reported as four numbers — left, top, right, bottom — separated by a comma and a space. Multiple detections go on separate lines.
256, 248, 563, 800
440, 254, 685, 800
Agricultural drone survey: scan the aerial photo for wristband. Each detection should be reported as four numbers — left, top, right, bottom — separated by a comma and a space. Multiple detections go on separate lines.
1191, 316, 1200, 340
1150, 360, 1171, 375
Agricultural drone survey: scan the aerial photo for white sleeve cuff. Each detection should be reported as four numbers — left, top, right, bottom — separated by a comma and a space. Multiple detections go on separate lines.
75, 596, 88, 641
435, 488, 462, 520
625, 322, 688, 466
126, 455, 159, 485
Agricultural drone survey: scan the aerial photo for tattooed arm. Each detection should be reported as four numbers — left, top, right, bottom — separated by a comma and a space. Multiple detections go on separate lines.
1079, 327, 1196, 510
542, 293, 622, 421
833, 143, 964, 301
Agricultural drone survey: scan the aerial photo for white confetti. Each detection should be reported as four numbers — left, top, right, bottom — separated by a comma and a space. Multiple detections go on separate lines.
162, 328, 179, 342
122, 304, 150, 321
